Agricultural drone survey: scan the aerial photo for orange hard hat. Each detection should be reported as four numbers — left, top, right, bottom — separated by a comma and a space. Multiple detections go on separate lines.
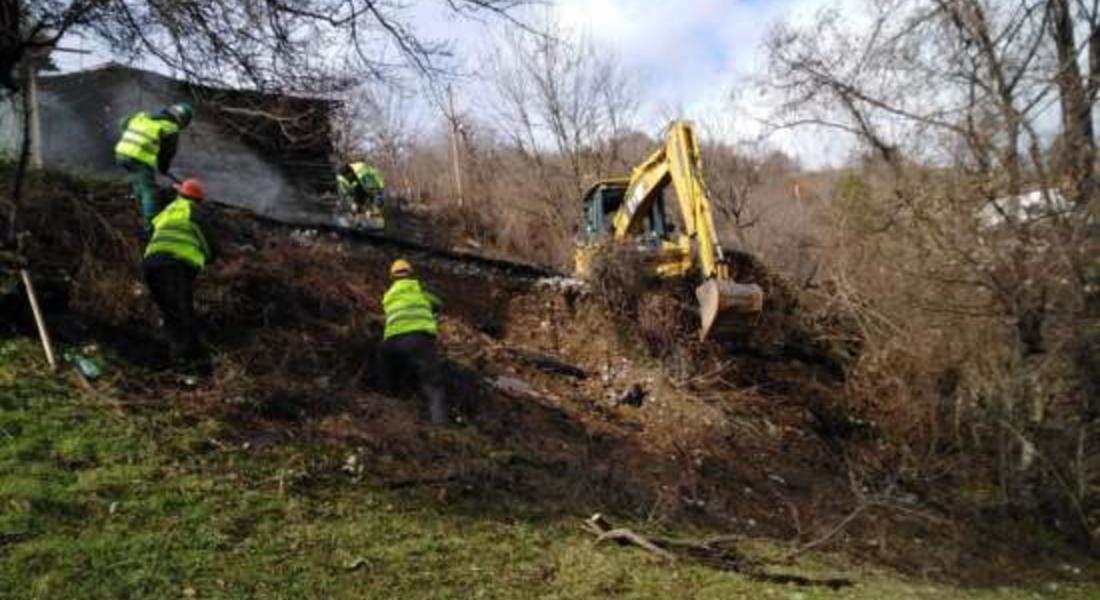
178, 178, 205, 201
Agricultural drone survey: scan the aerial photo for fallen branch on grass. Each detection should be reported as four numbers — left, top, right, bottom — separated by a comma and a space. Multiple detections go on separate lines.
383, 474, 462, 490
582, 513, 852, 589
781, 501, 870, 563
71, 368, 127, 420
583, 514, 676, 562
595, 529, 678, 561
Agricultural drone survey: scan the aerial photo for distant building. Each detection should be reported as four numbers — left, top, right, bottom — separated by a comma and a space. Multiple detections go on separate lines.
979, 189, 1071, 227
0, 62, 338, 221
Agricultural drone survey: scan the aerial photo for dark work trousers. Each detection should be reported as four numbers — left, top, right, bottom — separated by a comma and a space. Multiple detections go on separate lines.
117, 157, 160, 234
143, 256, 205, 367
378, 331, 448, 425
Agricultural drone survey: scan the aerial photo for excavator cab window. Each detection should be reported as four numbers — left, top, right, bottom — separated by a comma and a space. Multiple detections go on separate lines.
583, 182, 674, 242
627, 190, 671, 242
583, 184, 626, 240
645, 194, 670, 239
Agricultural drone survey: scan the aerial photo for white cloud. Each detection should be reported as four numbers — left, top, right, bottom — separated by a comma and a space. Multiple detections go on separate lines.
544, 0, 864, 166
51, 0, 864, 167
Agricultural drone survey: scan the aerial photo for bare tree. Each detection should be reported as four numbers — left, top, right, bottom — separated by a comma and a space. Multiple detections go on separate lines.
763, 0, 1099, 544
332, 82, 422, 197
2, 0, 531, 246
487, 20, 639, 212
694, 132, 816, 285
477, 20, 641, 266
6, 1, 530, 91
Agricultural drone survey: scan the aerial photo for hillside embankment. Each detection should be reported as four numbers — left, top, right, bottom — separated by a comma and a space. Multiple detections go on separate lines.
2, 167, 1097, 591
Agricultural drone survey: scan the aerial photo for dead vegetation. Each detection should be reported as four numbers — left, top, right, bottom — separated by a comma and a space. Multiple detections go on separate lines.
761, 0, 1100, 551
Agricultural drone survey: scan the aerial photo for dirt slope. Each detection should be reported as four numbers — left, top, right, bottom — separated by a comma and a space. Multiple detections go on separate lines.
2, 167, 1091, 585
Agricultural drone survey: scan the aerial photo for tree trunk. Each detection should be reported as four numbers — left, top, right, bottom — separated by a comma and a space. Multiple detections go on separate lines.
1049, 0, 1097, 206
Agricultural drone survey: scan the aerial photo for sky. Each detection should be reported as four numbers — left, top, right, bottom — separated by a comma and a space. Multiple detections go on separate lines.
414, 0, 861, 166
54, 0, 859, 167
416, 0, 855, 166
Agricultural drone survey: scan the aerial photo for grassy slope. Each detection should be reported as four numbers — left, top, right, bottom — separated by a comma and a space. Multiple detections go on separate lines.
1, 339, 1097, 599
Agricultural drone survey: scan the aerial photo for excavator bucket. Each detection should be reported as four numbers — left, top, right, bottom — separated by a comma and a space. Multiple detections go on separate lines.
695, 279, 764, 341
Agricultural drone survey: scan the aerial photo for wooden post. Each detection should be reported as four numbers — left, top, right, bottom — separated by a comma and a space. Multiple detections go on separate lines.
447, 86, 464, 207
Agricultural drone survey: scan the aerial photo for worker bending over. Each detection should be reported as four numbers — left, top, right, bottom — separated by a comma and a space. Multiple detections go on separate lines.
379, 259, 448, 425
337, 161, 384, 225
114, 101, 194, 233
143, 178, 218, 374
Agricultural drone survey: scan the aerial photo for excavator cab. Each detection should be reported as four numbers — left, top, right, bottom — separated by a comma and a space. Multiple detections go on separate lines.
582, 181, 671, 241
581, 181, 626, 240
577, 180, 687, 278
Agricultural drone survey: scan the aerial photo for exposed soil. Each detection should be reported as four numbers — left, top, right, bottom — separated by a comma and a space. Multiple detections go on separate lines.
2, 167, 1093, 587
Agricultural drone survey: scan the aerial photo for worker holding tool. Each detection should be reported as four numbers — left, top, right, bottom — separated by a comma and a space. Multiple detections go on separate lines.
143, 178, 218, 375
336, 161, 384, 225
114, 101, 194, 234
378, 258, 449, 425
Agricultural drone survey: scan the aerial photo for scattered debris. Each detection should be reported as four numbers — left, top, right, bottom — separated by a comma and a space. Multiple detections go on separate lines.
582, 513, 852, 589
488, 375, 541, 400
534, 276, 587, 292
608, 383, 646, 408
290, 228, 321, 245
342, 453, 364, 477
67, 351, 101, 380
344, 557, 369, 571
584, 513, 677, 562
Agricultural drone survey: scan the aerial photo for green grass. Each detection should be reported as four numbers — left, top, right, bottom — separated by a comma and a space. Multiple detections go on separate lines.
1, 337, 1097, 599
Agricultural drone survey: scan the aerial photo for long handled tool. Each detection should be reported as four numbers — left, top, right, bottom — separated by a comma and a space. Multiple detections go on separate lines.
161, 173, 236, 212
10, 231, 56, 367
20, 266, 57, 371
4, 233, 58, 371
3, 233, 57, 370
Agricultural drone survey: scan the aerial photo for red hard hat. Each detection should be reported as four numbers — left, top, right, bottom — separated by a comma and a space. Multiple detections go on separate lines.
178, 178, 205, 201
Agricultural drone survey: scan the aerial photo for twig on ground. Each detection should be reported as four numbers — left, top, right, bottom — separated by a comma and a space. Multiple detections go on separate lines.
782, 501, 870, 563
70, 368, 127, 420
583, 515, 677, 562
384, 474, 462, 490
582, 513, 853, 588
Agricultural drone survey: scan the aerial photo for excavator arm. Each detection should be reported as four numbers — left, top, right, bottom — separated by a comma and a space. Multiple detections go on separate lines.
578, 121, 763, 340
612, 121, 725, 277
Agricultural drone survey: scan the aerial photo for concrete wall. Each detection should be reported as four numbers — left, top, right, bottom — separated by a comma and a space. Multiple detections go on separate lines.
3, 66, 336, 223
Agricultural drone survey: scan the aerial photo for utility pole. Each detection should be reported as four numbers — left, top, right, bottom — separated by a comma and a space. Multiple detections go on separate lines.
15, 57, 55, 370
24, 45, 89, 169
446, 86, 464, 207
27, 63, 42, 169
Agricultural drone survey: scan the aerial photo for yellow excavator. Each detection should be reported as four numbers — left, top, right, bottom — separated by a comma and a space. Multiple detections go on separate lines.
575, 120, 764, 340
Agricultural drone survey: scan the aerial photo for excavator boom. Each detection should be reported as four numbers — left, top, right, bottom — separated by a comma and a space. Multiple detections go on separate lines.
576, 121, 763, 340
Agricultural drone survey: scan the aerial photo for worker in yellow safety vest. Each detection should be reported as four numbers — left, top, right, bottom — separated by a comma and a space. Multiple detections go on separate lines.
379, 258, 449, 425
143, 178, 219, 374
337, 161, 385, 219
115, 102, 194, 234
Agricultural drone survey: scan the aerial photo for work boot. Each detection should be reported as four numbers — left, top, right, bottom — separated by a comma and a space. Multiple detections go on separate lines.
427, 395, 449, 426
180, 353, 213, 377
